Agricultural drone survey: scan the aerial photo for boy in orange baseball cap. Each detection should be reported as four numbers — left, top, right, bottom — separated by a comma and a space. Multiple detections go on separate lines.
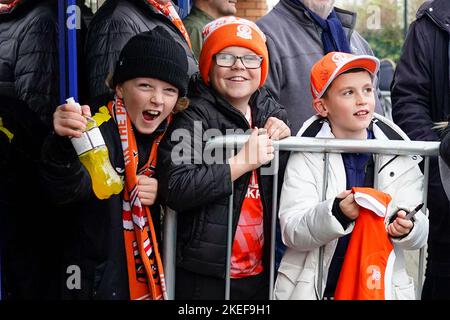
274, 52, 429, 300
158, 16, 290, 299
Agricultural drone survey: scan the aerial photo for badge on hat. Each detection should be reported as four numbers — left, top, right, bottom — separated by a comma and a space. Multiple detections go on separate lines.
331, 52, 353, 67
236, 24, 252, 40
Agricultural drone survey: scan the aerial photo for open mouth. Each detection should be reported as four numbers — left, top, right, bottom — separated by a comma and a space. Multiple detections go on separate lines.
228, 76, 247, 82
353, 110, 369, 116
142, 110, 161, 121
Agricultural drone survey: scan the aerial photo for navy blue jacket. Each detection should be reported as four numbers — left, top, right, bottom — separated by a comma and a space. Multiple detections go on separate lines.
391, 0, 450, 266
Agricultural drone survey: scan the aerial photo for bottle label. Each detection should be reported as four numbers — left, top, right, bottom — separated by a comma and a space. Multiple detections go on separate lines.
71, 127, 106, 155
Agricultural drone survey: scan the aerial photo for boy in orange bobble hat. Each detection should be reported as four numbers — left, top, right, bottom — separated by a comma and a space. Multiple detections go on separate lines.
274, 52, 429, 300
158, 16, 291, 299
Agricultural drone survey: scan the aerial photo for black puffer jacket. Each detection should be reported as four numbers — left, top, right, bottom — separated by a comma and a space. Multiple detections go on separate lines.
40, 111, 164, 300
0, 0, 58, 127
158, 77, 289, 279
85, 0, 198, 103
0, 96, 59, 300
391, 0, 450, 266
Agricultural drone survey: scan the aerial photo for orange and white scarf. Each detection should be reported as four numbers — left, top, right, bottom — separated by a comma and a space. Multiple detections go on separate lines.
107, 97, 170, 300
0, 0, 21, 14
145, 0, 192, 48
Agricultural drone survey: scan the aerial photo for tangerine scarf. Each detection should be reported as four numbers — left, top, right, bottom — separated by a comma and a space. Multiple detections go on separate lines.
0, 0, 21, 14
145, 0, 192, 48
107, 97, 170, 300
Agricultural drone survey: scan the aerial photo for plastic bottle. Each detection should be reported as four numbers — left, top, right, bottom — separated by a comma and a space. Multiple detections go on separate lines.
67, 97, 123, 199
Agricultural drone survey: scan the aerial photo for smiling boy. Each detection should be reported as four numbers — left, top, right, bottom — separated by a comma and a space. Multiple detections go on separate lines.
40, 27, 190, 300
274, 52, 429, 300
158, 16, 290, 300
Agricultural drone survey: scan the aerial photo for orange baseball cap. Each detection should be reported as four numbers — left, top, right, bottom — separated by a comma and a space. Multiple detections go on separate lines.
199, 16, 269, 88
310, 52, 380, 99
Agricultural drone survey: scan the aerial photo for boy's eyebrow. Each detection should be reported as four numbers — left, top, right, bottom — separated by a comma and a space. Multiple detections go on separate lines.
337, 82, 374, 91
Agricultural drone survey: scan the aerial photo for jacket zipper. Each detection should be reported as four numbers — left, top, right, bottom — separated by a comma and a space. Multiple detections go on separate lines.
227, 100, 264, 243
256, 168, 272, 258
230, 109, 252, 242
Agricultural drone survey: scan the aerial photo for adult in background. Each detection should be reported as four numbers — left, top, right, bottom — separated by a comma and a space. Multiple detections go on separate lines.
391, 0, 450, 300
85, 0, 198, 106
0, 0, 59, 299
183, 0, 237, 59
257, 0, 382, 135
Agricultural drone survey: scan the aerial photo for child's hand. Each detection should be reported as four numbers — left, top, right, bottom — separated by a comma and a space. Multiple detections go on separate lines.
229, 128, 274, 180
54, 103, 91, 137
137, 175, 158, 206
387, 210, 414, 238
241, 128, 274, 170
337, 190, 360, 220
264, 117, 291, 140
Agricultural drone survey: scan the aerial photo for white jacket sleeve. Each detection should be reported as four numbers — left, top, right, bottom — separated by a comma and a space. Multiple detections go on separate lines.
279, 151, 354, 251
384, 158, 429, 250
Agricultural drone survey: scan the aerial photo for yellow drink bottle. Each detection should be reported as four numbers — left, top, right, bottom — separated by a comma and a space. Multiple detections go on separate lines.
67, 98, 123, 199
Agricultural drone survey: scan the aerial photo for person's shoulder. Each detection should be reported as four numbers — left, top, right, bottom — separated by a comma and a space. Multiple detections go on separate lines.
28, 1, 56, 18
89, 0, 141, 28
183, 15, 204, 33
88, 5, 138, 36
23, 1, 57, 26
14, 2, 57, 36
297, 115, 326, 137
372, 114, 411, 141
187, 78, 217, 110
185, 95, 216, 118
257, 3, 286, 28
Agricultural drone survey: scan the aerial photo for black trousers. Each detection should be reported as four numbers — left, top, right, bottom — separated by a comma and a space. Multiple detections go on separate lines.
175, 267, 270, 300
422, 275, 450, 300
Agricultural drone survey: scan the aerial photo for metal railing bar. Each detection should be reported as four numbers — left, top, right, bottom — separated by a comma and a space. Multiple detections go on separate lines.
373, 154, 380, 189
269, 149, 280, 300
206, 136, 440, 157
317, 153, 329, 298
418, 156, 430, 298
160, 135, 439, 301
163, 207, 177, 300
225, 150, 235, 300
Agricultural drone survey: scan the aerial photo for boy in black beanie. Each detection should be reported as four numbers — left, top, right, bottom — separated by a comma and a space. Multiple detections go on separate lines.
40, 27, 189, 300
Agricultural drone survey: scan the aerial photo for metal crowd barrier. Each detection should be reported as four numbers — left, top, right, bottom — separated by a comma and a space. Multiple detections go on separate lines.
163, 135, 440, 300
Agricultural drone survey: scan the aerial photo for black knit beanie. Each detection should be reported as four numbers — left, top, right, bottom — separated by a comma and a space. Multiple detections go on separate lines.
112, 26, 189, 96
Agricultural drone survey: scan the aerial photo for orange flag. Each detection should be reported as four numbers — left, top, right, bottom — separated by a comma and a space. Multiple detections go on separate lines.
334, 187, 395, 300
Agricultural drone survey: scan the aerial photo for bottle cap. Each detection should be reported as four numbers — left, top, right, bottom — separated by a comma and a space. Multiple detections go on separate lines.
66, 97, 82, 113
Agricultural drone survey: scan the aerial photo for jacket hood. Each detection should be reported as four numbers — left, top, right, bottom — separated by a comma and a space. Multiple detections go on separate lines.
417, 0, 450, 33
298, 113, 411, 141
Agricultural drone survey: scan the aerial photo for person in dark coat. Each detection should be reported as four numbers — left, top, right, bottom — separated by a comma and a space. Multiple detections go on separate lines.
0, 0, 58, 127
391, 0, 450, 300
0, 0, 59, 299
40, 27, 190, 300
84, 0, 198, 105
158, 17, 290, 300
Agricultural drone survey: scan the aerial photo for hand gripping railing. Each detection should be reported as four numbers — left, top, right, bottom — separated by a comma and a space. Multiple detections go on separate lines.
163, 135, 440, 300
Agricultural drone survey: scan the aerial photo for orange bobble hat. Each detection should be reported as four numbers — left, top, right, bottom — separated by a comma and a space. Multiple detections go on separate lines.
310, 52, 380, 100
199, 16, 269, 88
